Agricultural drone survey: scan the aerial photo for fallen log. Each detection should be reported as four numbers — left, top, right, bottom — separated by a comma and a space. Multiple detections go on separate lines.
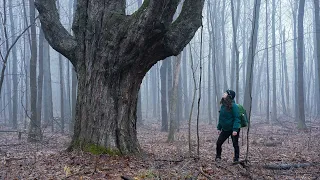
263, 163, 314, 170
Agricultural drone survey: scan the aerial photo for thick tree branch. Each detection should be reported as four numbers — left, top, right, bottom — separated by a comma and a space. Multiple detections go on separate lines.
35, 0, 77, 65
164, 0, 204, 55
141, 0, 180, 25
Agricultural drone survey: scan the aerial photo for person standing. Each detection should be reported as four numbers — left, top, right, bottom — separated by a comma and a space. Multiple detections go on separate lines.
216, 89, 241, 162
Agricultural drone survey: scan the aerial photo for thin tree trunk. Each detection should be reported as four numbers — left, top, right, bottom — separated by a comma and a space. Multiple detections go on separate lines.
231, 0, 240, 101
43, 38, 53, 129
266, 0, 270, 123
297, 0, 306, 129
182, 48, 189, 121
37, 29, 44, 127
59, 54, 65, 133
160, 59, 168, 132
244, 0, 261, 161
221, 0, 228, 90
207, 2, 212, 124
243, 0, 261, 117
168, 55, 182, 142
313, 0, 320, 114
70, 0, 78, 133
8, 0, 18, 129
28, 0, 41, 142
271, 0, 277, 123
188, 44, 197, 156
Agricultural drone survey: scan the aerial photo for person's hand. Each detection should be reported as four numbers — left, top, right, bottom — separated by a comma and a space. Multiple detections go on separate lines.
232, 131, 237, 136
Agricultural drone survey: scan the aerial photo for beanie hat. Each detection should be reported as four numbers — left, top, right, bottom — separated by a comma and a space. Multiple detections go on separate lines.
226, 89, 236, 100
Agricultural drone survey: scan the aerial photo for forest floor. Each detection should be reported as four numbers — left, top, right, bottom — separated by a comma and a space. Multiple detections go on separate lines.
0, 116, 320, 180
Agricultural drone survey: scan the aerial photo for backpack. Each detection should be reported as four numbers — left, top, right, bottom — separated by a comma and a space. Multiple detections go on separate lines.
236, 104, 248, 128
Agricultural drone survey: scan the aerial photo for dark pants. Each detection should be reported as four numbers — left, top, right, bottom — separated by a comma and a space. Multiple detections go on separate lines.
216, 129, 240, 160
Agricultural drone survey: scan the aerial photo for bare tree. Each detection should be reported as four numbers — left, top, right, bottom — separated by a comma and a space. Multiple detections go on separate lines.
265, 0, 270, 123
70, 0, 78, 133
160, 59, 169, 132
314, 0, 320, 113
8, 0, 18, 129
59, 54, 65, 133
230, 0, 240, 101
28, 0, 41, 142
37, 29, 44, 128
243, 0, 261, 117
271, 0, 277, 123
42, 37, 54, 130
168, 55, 182, 142
244, 0, 261, 161
297, 0, 306, 129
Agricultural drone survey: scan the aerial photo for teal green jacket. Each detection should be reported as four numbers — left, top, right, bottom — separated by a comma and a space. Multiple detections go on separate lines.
217, 102, 241, 131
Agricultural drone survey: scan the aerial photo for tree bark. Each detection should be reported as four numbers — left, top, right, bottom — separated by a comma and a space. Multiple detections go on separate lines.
37, 29, 44, 127
271, 0, 277, 123
231, 0, 240, 101
243, 0, 261, 117
8, 0, 18, 129
168, 55, 182, 142
314, 0, 320, 114
160, 59, 168, 132
28, 0, 41, 142
59, 54, 65, 133
266, 0, 270, 123
35, 0, 204, 154
42, 37, 54, 129
297, 0, 306, 129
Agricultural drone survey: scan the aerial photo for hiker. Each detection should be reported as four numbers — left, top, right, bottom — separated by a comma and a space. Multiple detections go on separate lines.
216, 89, 241, 163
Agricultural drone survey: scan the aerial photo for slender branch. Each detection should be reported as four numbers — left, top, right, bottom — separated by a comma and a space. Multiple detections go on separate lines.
0, 17, 37, 96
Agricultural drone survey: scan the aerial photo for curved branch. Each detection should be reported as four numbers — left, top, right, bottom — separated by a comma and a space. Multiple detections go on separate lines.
132, 0, 180, 39
35, 0, 77, 65
164, 0, 205, 55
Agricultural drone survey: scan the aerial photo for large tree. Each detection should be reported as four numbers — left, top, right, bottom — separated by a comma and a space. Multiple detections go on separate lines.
35, 0, 204, 154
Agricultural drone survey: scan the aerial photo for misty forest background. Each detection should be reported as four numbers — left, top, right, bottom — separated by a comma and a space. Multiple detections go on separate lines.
0, 0, 320, 179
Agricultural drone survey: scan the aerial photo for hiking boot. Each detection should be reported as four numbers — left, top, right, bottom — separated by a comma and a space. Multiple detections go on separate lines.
215, 157, 222, 162
233, 158, 239, 164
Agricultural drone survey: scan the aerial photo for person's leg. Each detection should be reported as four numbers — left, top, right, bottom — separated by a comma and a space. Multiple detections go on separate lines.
216, 130, 232, 159
231, 129, 240, 162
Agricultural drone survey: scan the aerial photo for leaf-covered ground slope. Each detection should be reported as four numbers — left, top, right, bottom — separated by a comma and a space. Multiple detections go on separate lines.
0, 117, 319, 179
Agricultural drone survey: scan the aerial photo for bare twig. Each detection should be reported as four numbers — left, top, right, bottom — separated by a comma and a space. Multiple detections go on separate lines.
199, 167, 214, 180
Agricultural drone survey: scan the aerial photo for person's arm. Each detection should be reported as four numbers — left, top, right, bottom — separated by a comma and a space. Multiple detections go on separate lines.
217, 122, 222, 131
232, 104, 240, 132
217, 108, 222, 130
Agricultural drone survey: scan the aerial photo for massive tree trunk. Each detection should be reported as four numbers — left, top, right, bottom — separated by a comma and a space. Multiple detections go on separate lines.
35, 0, 204, 154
